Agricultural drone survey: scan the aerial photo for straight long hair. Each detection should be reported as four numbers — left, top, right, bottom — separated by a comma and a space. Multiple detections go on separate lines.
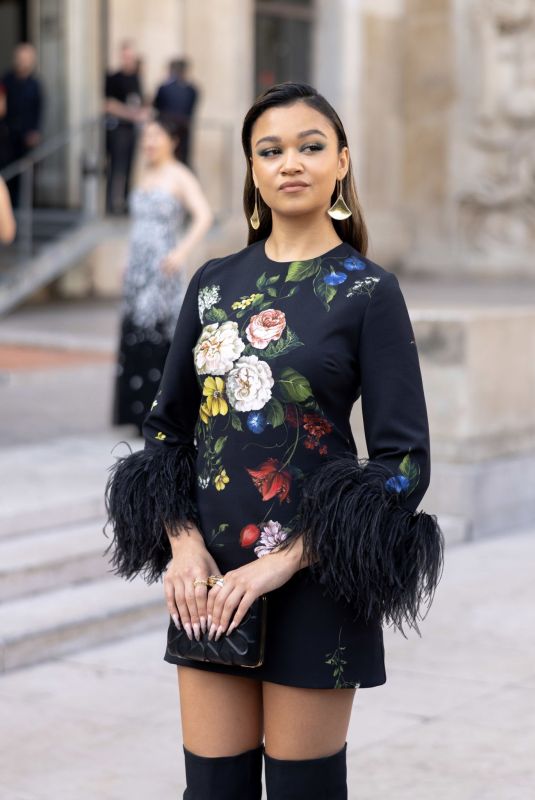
241, 82, 368, 255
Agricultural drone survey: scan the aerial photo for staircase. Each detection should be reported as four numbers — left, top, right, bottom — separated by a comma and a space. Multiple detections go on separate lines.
0, 434, 168, 673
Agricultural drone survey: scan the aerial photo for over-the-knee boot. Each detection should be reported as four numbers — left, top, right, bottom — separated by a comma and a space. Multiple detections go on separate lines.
182, 742, 264, 800
264, 741, 348, 800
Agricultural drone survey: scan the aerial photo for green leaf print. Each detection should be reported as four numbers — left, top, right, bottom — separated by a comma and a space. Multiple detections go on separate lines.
230, 413, 243, 431
398, 452, 420, 495
313, 267, 338, 311
276, 367, 314, 404
266, 274, 280, 285
265, 397, 285, 428
324, 627, 361, 689
285, 258, 321, 283
204, 306, 228, 323
261, 328, 304, 359
213, 435, 227, 454
266, 286, 278, 297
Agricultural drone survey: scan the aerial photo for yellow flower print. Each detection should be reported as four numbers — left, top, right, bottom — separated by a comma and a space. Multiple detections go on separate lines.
202, 376, 228, 416
155, 431, 166, 441
199, 402, 210, 424
214, 468, 230, 491
231, 293, 257, 310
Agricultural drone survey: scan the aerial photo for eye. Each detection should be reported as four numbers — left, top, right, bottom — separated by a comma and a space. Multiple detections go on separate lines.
302, 143, 324, 153
258, 147, 281, 157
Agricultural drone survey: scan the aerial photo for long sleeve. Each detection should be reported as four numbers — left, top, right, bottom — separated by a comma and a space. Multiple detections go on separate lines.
277, 272, 444, 635
104, 261, 210, 583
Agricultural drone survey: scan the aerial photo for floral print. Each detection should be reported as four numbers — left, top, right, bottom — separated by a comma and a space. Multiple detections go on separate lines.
246, 308, 287, 348
253, 520, 290, 557
226, 355, 274, 411
198, 284, 221, 324
325, 627, 361, 689
385, 452, 421, 498
194, 321, 245, 375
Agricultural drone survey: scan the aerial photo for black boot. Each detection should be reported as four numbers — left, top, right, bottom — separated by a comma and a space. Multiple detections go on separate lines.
264, 741, 348, 800
182, 742, 264, 799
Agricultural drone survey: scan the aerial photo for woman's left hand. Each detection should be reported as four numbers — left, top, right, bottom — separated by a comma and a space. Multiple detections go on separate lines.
160, 247, 187, 276
206, 542, 304, 641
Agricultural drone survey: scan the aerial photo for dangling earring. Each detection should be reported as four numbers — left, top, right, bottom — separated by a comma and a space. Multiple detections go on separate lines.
250, 186, 260, 230
327, 179, 352, 220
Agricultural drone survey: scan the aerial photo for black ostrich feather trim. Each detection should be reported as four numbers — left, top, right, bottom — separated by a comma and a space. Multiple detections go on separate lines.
103, 442, 200, 583
277, 452, 445, 636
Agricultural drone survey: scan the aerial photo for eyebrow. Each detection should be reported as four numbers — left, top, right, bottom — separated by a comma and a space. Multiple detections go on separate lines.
254, 129, 328, 147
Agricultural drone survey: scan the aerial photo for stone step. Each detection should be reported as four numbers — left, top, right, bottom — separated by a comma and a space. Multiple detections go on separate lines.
0, 434, 142, 539
0, 574, 167, 673
0, 518, 118, 603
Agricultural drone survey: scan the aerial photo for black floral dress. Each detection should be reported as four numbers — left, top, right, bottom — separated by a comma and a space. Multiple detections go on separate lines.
105, 238, 443, 689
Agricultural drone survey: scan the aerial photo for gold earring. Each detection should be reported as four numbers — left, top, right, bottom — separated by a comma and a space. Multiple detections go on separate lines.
250, 186, 260, 230
327, 179, 352, 220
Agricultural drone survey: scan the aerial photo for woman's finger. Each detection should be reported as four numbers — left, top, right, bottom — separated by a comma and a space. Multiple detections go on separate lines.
174, 580, 193, 640
208, 582, 239, 639
214, 588, 246, 640
226, 593, 255, 637
193, 581, 209, 633
163, 574, 181, 629
183, 578, 202, 641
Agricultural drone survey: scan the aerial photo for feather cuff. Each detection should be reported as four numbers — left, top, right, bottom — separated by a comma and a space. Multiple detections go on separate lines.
103, 442, 200, 583
278, 452, 445, 636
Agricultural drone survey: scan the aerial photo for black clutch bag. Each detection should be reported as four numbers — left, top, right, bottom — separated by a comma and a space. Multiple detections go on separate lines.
166, 594, 268, 668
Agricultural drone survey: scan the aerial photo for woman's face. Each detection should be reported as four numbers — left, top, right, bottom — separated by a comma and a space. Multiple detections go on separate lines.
141, 122, 176, 165
249, 101, 348, 220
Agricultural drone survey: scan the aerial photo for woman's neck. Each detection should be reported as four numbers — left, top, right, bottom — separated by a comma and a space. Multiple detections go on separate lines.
264, 214, 342, 262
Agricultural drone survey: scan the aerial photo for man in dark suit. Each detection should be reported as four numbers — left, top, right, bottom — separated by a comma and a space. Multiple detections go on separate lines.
153, 59, 199, 166
0, 43, 44, 206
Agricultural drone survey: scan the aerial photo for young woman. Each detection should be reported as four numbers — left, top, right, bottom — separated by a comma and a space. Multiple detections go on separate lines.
105, 83, 444, 799
112, 114, 213, 434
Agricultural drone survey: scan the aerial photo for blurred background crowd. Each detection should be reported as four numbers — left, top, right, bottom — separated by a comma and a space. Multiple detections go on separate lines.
0, 2, 534, 797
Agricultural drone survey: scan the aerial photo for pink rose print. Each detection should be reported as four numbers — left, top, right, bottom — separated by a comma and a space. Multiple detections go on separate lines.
246, 309, 286, 349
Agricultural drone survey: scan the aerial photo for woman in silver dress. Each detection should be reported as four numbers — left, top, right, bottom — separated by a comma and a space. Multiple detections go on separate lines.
113, 114, 213, 433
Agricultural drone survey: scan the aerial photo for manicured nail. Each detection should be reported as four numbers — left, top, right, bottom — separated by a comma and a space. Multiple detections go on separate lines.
215, 625, 224, 641
192, 622, 201, 641
200, 616, 206, 634
184, 622, 193, 641
226, 622, 235, 636
207, 614, 212, 629
172, 614, 181, 630
208, 623, 217, 640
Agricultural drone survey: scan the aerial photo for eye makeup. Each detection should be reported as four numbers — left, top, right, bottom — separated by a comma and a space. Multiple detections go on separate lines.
256, 142, 326, 158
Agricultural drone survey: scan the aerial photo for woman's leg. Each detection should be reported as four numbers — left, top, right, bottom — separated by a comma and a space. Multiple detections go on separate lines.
177, 666, 265, 799
262, 682, 357, 800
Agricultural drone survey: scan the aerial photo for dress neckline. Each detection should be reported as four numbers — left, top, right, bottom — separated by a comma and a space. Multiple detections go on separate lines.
260, 238, 349, 265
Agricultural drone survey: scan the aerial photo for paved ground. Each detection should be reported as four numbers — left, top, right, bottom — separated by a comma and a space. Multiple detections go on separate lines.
0, 527, 533, 799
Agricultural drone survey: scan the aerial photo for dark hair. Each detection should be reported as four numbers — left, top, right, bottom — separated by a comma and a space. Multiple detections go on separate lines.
241, 82, 368, 255
170, 58, 188, 77
151, 112, 184, 143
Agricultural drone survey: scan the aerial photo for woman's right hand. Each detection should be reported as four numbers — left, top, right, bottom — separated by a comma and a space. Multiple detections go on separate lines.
163, 524, 221, 642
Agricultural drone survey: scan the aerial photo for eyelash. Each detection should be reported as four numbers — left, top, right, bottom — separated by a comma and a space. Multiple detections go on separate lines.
258, 143, 325, 157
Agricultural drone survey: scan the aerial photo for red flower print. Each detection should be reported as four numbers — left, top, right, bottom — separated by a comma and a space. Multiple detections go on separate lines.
246, 458, 292, 503
285, 403, 301, 429
240, 524, 261, 547
303, 414, 333, 439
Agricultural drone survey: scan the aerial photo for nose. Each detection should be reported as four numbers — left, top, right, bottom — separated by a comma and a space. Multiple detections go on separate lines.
280, 147, 304, 174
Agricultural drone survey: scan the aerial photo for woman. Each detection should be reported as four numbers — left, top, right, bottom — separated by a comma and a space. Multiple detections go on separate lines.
105, 83, 444, 799
112, 113, 213, 434
0, 175, 16, 244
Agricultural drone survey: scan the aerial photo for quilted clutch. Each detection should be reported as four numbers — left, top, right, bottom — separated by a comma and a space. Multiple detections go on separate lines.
166, 594, 268, 668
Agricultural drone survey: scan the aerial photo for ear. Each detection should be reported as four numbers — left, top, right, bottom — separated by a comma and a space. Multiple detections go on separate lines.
337, 146, 349, 182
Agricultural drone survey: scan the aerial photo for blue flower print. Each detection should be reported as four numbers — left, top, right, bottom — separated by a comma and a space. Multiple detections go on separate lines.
385, 474, 410, 494
247, 411, 267, 434
323, 271, 347, 286
343, 256, 366, 271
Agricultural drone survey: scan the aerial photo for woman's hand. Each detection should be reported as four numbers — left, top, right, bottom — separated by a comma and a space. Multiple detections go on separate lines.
163, 523, 221, 642
160, 246, 187, 276
206, 538, 306, 641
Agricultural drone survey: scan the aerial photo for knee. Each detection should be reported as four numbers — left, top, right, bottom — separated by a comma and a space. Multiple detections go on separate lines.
264, 742, 348, 800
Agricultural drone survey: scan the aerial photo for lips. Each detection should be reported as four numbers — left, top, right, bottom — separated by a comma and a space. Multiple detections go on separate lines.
279, 181, 309, 191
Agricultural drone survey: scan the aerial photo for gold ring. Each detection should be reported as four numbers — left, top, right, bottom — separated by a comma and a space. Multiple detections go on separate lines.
193, 578, 209, 588
206, 574, 224, 587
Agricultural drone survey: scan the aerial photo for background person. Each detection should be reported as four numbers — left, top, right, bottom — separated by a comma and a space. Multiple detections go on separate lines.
0, 175, 16, 244
104, 40, 148, 214
112, 114, 213, 434
153, 58, 199, 165
0, 43, 43, 206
